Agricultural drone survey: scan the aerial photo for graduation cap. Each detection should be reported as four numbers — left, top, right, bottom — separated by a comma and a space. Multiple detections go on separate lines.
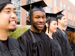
56, 10, 64, 19
0, 0, 11, 5
46, 13, 57, 33
21, 1, 47, 24
46, 13, 57, 22
66, 24, 75, 32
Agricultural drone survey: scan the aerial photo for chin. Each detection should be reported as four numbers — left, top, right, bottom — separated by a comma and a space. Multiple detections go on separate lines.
53, 30, 56, 33
65, 24, 67, 26
64, 23, 67, 25
64, 24, 67, 26
8, 28, 16, 32
38, 28, 44, 31
10, 26, 16, 29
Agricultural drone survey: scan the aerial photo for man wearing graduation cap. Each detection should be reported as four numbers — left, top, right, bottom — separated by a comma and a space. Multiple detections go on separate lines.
0, 0, 26, 56
18, 1, 52, 56
52, 10, 74, 56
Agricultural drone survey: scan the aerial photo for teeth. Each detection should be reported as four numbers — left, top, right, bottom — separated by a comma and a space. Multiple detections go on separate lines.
10, 21, 15, 24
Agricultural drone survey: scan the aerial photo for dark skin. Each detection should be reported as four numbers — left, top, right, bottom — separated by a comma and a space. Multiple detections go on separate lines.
28, 11, 46, 33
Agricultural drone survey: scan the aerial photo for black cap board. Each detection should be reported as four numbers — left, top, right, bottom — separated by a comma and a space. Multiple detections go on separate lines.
56, 10, 64, 18
21, 1, 47, 24
66, 24, 75, 32
46, 13, 57, 22
0, 0, 11, 5
21, 1, 47, 13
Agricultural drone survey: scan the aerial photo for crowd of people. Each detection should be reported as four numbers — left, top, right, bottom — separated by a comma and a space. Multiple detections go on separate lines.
0, 0, 74, 56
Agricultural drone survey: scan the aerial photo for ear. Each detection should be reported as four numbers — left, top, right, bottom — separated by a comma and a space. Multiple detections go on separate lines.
58, 19, 61, 23
27, 16, 30, 22
46, 23, 48, 28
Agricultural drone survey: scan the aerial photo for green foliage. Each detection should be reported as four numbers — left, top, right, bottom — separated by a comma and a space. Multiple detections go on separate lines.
9, 27, 28, 39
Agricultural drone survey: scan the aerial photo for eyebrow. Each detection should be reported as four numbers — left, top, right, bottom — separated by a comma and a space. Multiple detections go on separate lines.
35, 15, 46, 16
4, 8, 16, 10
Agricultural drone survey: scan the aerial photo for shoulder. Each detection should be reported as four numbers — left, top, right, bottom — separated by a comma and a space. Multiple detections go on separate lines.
63, 30, 67, 34
53, 28, 62, 35
56, 28, 61, 33
52, 28, 62, 39
41, 31, 48, 36
41, 31, 47, 35
17, 29, 32, 43
8, 36, 19, 47
8, 36, 18, 42
41, 31, 50, 39
20, 29, 30, 37
18, 29, 30, 39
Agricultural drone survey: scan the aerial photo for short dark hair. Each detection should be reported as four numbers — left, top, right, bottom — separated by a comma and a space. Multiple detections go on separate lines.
56, 17, 62, 25
57, 17, 62, 20
0, 2, 12, 12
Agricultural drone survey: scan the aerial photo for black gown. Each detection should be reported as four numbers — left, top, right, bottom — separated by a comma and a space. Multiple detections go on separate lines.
49, 37, 62, 56
18, 29, 52, 56
0, 36, 26, 56
70, 41, 75, 56
52, 28, 74, 56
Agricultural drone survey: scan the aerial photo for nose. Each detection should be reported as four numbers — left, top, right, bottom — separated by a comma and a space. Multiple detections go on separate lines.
39, 18, 46, 23
56, 25, 58, 28
65, 19, 68, 21
11, 12, 17, 20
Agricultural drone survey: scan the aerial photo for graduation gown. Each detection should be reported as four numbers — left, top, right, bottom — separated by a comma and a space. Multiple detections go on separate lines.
50, 37, 62, 56
18, 29, 52, 56
52, 28, 74, 56
0, 36, 26, 56
70, 41, 75, 56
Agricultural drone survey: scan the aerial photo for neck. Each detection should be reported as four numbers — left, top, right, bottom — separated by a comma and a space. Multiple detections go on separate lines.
31, 25, 41, 33
45, 28, 53, 39
0, 28, 9, 40
58, 23, 64, 31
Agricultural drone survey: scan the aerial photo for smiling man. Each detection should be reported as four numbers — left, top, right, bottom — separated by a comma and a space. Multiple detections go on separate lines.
52, 10, 74, 56
18, 1, 52, 56
0, 0, 26, 56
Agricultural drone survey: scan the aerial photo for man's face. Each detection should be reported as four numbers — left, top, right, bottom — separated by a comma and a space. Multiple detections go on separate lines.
58, 16, 68, 27
31, 11, 46, 31
0, 4, 17, 32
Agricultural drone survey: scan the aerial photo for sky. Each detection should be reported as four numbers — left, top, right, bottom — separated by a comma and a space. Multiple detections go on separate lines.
69, 0, 75, 5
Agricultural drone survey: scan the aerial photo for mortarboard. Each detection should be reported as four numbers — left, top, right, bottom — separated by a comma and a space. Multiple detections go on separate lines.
21, 1, 47, 24
0, 0, 11, 5
56, 10, 64, 19
46, 13, 57, 33
66, 24, 75, 32
46, 13, 57, 22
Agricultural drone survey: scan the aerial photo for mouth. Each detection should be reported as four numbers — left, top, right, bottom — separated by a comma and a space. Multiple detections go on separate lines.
9, 21, 17, 26
54, 28, 57, 30
38, 24, 44, 28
